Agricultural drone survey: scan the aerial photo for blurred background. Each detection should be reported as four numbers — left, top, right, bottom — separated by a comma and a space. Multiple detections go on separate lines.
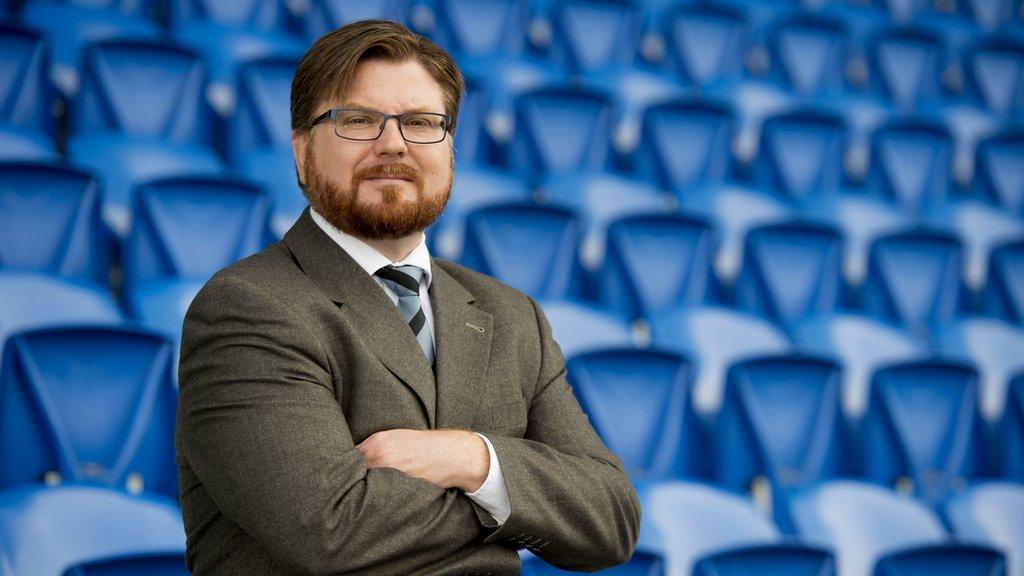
0, 0, 1023, 574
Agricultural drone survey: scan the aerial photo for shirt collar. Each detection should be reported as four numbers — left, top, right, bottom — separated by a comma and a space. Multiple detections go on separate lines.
310, 208, 433, 287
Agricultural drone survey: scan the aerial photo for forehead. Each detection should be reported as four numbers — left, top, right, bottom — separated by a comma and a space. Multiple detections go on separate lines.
339, 59, 446, 114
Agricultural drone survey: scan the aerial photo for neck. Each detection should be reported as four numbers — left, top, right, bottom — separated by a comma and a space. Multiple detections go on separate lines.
361, 234, 422, 262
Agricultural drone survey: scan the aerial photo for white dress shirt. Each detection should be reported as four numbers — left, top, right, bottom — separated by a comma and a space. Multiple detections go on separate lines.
310, 208, 511, 525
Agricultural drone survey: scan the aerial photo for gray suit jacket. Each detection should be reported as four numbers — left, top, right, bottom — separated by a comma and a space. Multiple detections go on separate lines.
175, 209, 641, 575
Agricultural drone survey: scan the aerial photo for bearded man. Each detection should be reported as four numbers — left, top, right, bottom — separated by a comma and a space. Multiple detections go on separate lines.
175, 19, 640, 575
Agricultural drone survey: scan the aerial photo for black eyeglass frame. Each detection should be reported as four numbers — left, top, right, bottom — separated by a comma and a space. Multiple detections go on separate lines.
308, 108, 453, 144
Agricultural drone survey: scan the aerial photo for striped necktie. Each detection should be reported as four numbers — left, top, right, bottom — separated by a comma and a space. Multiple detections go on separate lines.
375, 265, 434, 365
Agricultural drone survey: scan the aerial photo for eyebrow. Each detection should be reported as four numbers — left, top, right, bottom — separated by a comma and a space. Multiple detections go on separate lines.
339, 103, 441, 114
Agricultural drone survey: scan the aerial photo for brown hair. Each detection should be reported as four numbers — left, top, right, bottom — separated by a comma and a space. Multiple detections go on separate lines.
291, 19, 464, 134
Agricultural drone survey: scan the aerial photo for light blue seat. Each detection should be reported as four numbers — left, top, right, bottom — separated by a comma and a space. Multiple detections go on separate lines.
0, 326, 177, 498
1001, 375, 1024, 481
0, 125, 54, 161
0, 485, 185, 576
303, 0, 411, 40
521, 549, 664, 575
660, 3, 747, 87
64, 552, 189, 576
867, 25, 944, 110
650, 305, 791, 414
123, 175, 272, 341
633, 97, 735, 191
755, 108, 847, 206
599, 213, 717, 323
870, 118, 955, 216
539, 299, 634, 359
792, 313, 928, 417
566, 348, 698, 481
735, 221, 845, 330
547, 0, 639, 74
227, 55, 297, 166
0, 273, 123, 347
963, 35, 1024, 117
928, 200, 1024, 293
461, 203, 586, 301
767, 13, 848, 98
707, 78, 793, 167
936, 317, 1024, 421
862, 229, 966, 341
972, 129, 1024, 215
584, 67, 686, 155
944, 482, 1024, 576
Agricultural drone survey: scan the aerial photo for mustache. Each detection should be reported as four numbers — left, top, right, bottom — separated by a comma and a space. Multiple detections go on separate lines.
352, 163, 424, 187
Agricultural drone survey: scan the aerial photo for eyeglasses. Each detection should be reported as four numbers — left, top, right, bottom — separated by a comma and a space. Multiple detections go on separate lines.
309, 108, 452, 144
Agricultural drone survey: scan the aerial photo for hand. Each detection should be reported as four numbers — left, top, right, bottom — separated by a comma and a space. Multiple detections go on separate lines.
356, 429, 490, 492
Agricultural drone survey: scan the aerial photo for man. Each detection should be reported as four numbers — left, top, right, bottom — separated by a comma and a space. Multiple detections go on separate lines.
176, 19, 640, 575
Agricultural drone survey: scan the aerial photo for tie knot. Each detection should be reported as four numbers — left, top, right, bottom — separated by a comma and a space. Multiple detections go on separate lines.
375, 265, 423, 295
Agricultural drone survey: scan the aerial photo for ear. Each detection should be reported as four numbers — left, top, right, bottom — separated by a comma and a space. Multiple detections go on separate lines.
291, 129, 309, 186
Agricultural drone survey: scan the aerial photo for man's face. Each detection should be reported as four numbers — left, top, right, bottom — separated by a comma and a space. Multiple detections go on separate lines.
295, 58, 454, 239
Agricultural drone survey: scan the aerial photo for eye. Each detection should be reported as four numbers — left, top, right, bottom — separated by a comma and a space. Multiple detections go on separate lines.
345, 115, 375, 126
402, 116, 433, 128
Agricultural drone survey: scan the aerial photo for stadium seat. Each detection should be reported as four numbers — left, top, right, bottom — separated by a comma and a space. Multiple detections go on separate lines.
510, 86, 615, 184
64, 552, 189, 576
566, 348, 699, 481
168, 0, 293, 33
521, 550, 665, 575
792, 313, 928, 417
1001, 375, 1023, 481
650, 305, 791, 414
944, 482, 1024, 576
767, 13, 848, 97
462, 203, 585, 300
788, 481, 1007, 576
870, 118, 955, 215
876, 0, 931, 23
0, 24, 52, 136
540, 171, 669, 270
453, 73, 494, 165
428, 166, 532, 261
227, 56, 297, 166
964, 35, 1024, 116
868, 26, 944, 110
0, 273, 123, 346
660, 3, 747, 87
633, 97, 735, 191
930, 200, 1024, 293
539, 299, 634, 358
862, 229, 966, 340
861, 360, 987, 504
735, 221, 845, 329
430, 0, 529, 58
756, 108, 847, 205
972, 129, 1024, 215
122, 175, 272, 340
709, 79, 793, 166
0, 485, 185, 576
0, 162, 110, 286
237, 146, 305, 239
959, 0, 1018, 30
302, 0, 411, 40
599, 213, 718, 322
584, 66, 687, 154
0, 326, 178, 498
548, 0, 640, 74
937, 317, 1024, 421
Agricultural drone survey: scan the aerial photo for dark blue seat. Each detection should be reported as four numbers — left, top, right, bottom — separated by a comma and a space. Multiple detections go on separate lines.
0, 24, 53, 136
875, 0, 931, 23
0, 125, 55, 161
430, 0, 529, 58
927, 200, 1023, 294
453, 73, 494, 165
937, 317, 1024, 422
868, 26, 944, 110
0, 326, 178, 498
227, 55, 297, 166
168, 0, 293, 33
237, 145, 306, 239
566, 348, 698, 481
123, 175, 271, 341
548, 0, 639, 74
302, 0, 411, 40
1001, 374, 1023, 481
862, 229, 965, 341
539, 299, 634, 359
767, 13, 848, 97
756, 108, 847, 205
964, 35, 1024, 117
870, 118, 955, 216
521, 550, 664, 575
461, 203, 585, 301
735, 221, 845, 330
944, 482, 1022, 576
64, 552, 189, 576
972, 129, 1024, 215
599, 213, 717, 322
661, 3, 747, 87
633, 97, 735, 191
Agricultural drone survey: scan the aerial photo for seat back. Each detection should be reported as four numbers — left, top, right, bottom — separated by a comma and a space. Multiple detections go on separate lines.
869, 27, 943, 108
693, 544, 836, 576
965, 37, 1024, 116
521, 550, 664, 575
937, 318, 1024, 420
635, 98, 735, 190
872, 544, 1006, 576
540, 300, 634, 358
229, 56, 297, 164
169, 0, 291, 32
769, 15, 847, 97
64, 552, 189, 576
663, 3, 747, 86
0, 327, 178, 498
870, 119, 954, 215
432, 0, 527, 57
0, 24, 51, 133
511, 87, 614, 180
757, 109, 846, 203
550, 0, 638, 73
1001, 374, 1023, 480
973, 130, 1024, 215
303, 0, 411, 39
429, 166, 531, 260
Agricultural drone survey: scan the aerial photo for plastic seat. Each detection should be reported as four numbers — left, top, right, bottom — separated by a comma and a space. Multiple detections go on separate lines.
929, 200, 1024, 293
0, 326, 177, 497
875, 0, 931, 23
539, 299, 634, 359
708, 79, 793, 167
123, 175, 271, 340
972, 129, 1024, 215
792, 313, 928, 417
430, 0, 529, 58
566, 348, 698, 481
540, 172, 669, 270
303, 0, 411, 40
868, 26, 944, 110
548, 0, 640, 74
944, 482, 1024, 576
1001, 375, 1024, 481
633, 97, 735, 191
735, 221, 845, 330
428, 166, 532, 261
0, 126, 55, 161
227, 55, 297, 166
870, 118, 955, 216
661, 3, 747, 87
964, 36, 1024, 117
767, 14, 848, 97
937, 317, 1024, 421
64, 552, 189, 576
862, 360, 987, 505
0, 273, 123, 345
453, 73, 494, 165
862, 229, 965, 340
585, 67, 687, 155
521, 550, 664, 575
461, 203, 585, 300
959, 0, 1018, 30
0, 485, 185, 576
650, 305, 791, 414
237, 146, 306, 239
599, 213, 717, 322
0, 24, 52, 136
168, 0, 293, 33
756, 109, 847, 205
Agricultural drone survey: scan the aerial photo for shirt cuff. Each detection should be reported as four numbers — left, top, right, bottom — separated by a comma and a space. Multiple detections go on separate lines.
465, 433, 511, 525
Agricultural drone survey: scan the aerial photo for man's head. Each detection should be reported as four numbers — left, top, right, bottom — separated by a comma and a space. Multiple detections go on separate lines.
290, 20, 464, 240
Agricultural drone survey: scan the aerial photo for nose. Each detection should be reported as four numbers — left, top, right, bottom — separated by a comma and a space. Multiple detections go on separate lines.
374, 116, 407, 156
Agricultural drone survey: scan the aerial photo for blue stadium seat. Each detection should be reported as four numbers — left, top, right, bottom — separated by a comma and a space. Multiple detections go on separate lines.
0, 326, 177, 497
715, 354, 850, 494
735, 221, 845, 330
868, 26, 944, 110
539, 299, 634, 358
302, 0, 411, 40
792, 313, 928, 417
861, 360, 987, 504
937, 317, 1024, 421
227, 55, 296, 166
0, 485, 185, 576
756, 108, 847, 205
566, 348, 698, 481
708, 79, 793, 167
972, 129, 1024, 215
944, 482, 1023, 576
959, 0, 1018, 30
0, 162, 110, 286
929, 199, 1024, 293
430, 0, 529, 58
64, 552, 189, 576
660, 3, 747, 87
788, 481, 1006, 576
0, 126, 55, 161
237, 146, 305, 239
862, 229, 966, 340
123, 175, 271, 340
461, 203, 585, 300
870, 118, 955, 216
521, 550, 665, 575
548, 0, 640, 74
693, 545, 836, 576
510, 86, 615, 184
650, 305, 791, 414
0, 273, 123, 347
767, 13, 848, 97
168, 0, 293, 33
875, 0, 931, 23
0, 24, 52, 136
599, 213, 717, 322
584, 67, 687, 155
428, 166, 532, 260
454, 72, 494, 165
1001, 375, 1023, 481
540, 172, 669, 270
633, 97, 735, 191
964, 35, 1024, 116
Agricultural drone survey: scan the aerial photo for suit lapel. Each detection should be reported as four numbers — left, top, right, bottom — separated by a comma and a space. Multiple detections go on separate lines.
430, 262, 493, 431
283, 210, 437, 427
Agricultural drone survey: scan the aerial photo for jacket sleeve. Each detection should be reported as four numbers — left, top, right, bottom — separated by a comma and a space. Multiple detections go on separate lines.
479, 297, 642, 571
176, 273, 485, 575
